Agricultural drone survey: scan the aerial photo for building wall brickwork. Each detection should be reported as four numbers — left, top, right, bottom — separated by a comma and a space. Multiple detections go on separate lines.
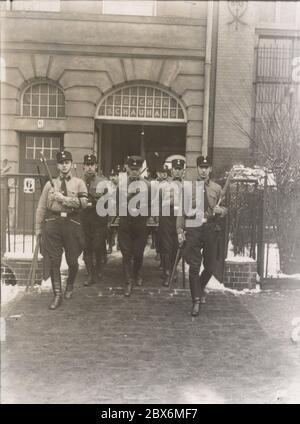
1, 259, 43, 286
0, 10, 206, 171
213, 1, 257, 172
224, 260, 257, 290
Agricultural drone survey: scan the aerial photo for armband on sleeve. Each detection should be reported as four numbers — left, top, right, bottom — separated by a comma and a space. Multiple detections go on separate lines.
78, 192, 88, 209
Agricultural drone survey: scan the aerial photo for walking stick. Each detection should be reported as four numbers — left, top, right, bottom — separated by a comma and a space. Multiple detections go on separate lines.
26, 235, 41, 292
181, 256, 186, 288
168, 247, 182, 288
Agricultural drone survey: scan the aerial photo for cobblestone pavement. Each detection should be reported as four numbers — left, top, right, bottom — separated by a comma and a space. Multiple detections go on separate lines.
1, 248, 300, 404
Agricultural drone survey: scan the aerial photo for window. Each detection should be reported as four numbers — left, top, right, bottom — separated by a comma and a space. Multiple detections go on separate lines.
276, 1, 297, 25
255, 37, 300, 134
256, 1, 299, 25
102, 0, 156, 16
97, 85, 185, 122
11, 0, 60, 12
25, 135, 61, 160
22, 83, 65, 118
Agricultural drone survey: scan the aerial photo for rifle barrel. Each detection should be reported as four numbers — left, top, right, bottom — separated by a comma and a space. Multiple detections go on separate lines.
26, 236, 40, 292
40, 152, 54, 187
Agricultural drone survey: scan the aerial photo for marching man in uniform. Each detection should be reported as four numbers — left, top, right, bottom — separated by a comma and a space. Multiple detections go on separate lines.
154, 164, 169, 267
35, 150, 88, 310
117, 155, 150, 297
158, 158, 185, 286
107, 165, 124, 254
81, 154, 108, 286
177, 156, 227, 316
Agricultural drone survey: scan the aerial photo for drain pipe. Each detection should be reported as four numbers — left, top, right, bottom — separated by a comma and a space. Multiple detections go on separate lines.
202, 0, 214, 157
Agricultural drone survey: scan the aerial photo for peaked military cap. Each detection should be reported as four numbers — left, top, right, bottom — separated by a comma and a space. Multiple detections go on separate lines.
171, 159, 185, 170
56, 150, 72, 163
127, 155, 144, 170
196, 155, 211, 168
83, 154, 97, 165
110, 168, 119, 176
116, 164, 126, 173
124, 156, 131, 165
157, 163, 169, 173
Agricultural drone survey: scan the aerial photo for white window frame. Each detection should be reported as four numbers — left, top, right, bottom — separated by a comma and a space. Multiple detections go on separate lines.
25, 135, 61, 160
95, 84, 187, 123
275, 1, 299, 25
102, 0, 157, 17
10, 0, 61, 12
22, 83, 65, 119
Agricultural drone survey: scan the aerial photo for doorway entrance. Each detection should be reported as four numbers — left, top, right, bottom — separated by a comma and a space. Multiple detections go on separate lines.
98, 122, 186, 176
94, 83, 187, 176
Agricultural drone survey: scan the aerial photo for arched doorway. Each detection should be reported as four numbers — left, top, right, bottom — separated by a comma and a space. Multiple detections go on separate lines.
95, 83, 187, 175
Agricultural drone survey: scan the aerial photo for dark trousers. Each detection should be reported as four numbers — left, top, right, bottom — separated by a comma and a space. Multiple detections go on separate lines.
183, 223, 217, 300
159, 215, 178, 272
81, 210, 108, 272
42, 216, 84, 288
118, 216, 148, 279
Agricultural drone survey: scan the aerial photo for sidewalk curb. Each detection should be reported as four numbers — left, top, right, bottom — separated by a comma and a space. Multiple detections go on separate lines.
261, 278, 300, 290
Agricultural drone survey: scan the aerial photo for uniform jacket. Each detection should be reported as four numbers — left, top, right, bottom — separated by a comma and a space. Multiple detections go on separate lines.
176, 179, 227, 234
35, 174, 88, 233
83, 173, 108, 208
116, 176, 151, 217
157, 177, 182, 216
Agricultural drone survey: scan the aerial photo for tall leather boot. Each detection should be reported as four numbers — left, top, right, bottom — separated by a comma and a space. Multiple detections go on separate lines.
49, 278, 62, 310
65, 262, 78, 298
157, 254, 164, 270
134, 257, 143, 287
65, 274, 74, 300
199, 269, 212, 304
65, 280, 73, 299
102, 241, 108, 265
107, 232, 113, 254
95, 252, 103, 281
191, 298, 201, 316
124, 258, 133, 297
84, 254, 95, 286
189, 270, 201, 316
162, 254, 171, 287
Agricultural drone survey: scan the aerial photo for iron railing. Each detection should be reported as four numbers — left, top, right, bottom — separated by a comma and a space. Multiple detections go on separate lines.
0, 174, 47, 256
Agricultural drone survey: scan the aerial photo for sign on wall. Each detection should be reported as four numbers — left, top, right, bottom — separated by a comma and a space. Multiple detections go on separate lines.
96, 85, 186, 123
23, 178, 35, 194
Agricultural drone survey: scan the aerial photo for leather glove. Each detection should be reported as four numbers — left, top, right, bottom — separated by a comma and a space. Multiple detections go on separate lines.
178, 232, 186, 247
51, 192, 65, 203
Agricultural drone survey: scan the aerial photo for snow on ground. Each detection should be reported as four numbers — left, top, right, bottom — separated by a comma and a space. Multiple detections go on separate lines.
1, 283, 26, 306
206, 275, 261, 296
1, 232, 299, 311
230, 164, 275, 186
225, 256, 256, 263
2, 241, 86, 306
226, 239, 300, 281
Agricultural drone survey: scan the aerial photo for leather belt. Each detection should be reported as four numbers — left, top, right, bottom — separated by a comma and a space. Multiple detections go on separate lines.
186, 215, 207, 223
47, 210, 79, 219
